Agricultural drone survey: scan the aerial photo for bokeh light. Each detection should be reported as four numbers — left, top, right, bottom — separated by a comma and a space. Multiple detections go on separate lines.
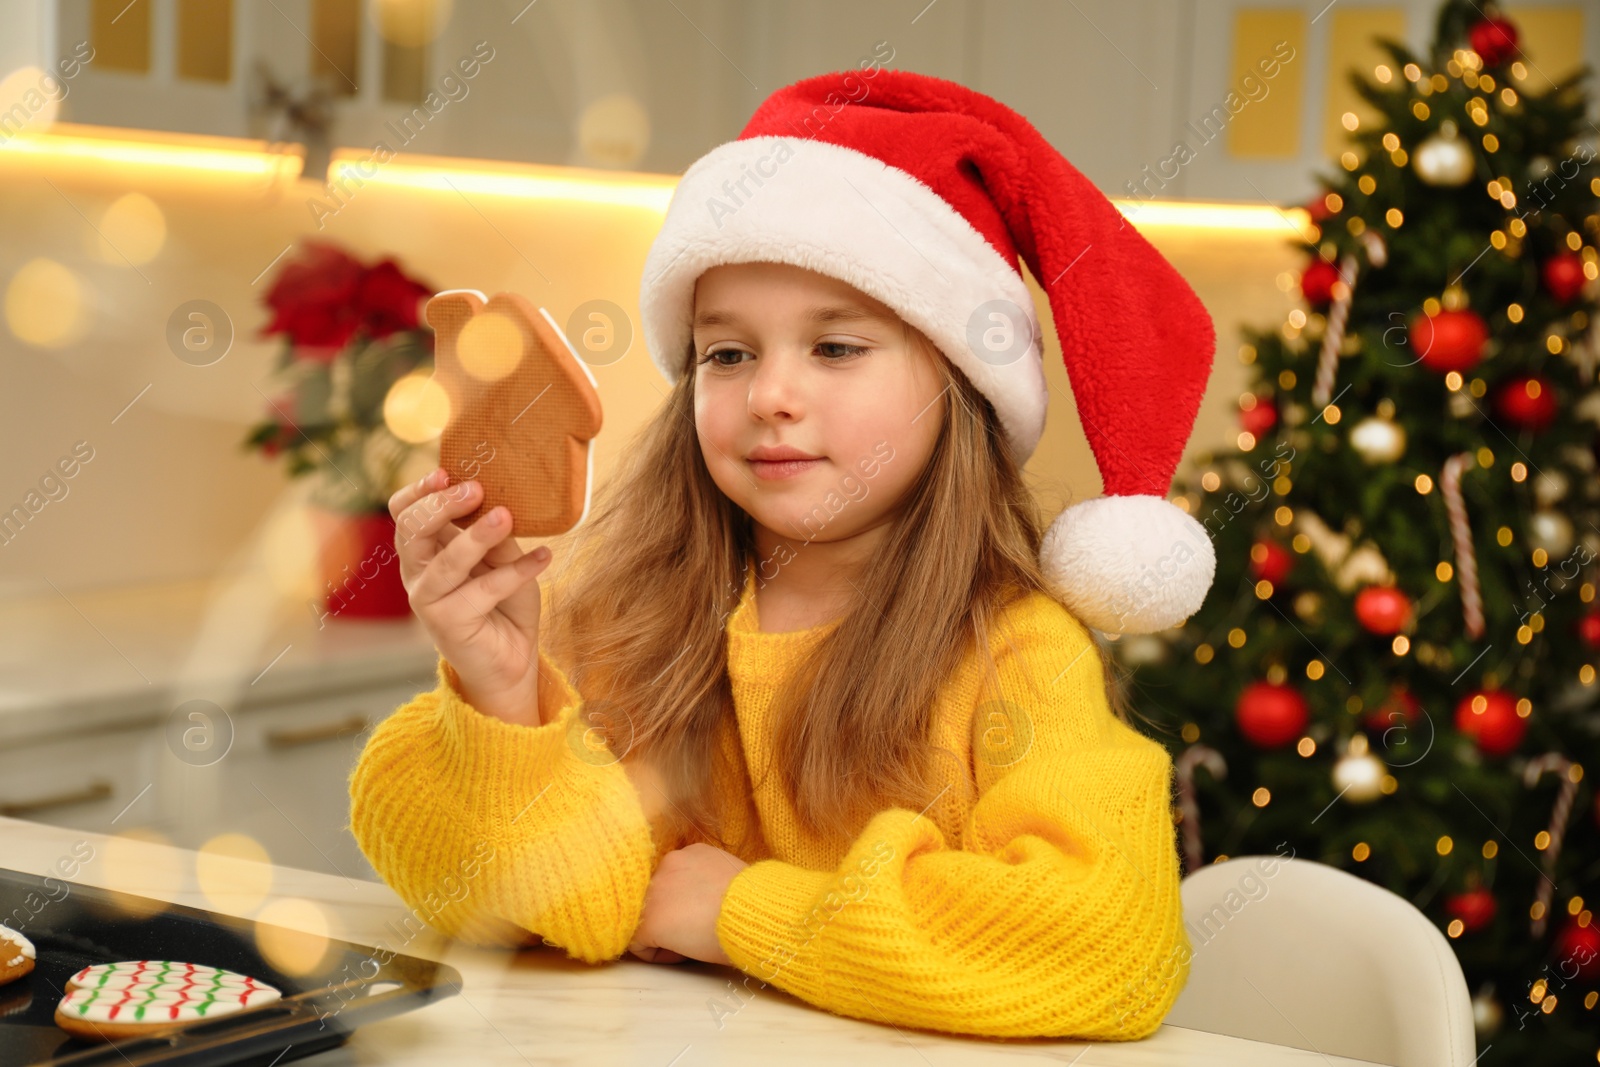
383, 371, 451, 443
578, 93, 652, 168
5, 258, 90, 348
96, 192, 168, 265
456, 310, 523, 382
0, 66, 61, 132
260, 504, 322, 600
254, 897, 335, 977
101, 828, 183, 919
196, 833, 274, 915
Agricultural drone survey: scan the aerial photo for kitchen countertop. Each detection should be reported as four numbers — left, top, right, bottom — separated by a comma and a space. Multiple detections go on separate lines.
0, 570, 437, 747
2, 815, 1392, 1066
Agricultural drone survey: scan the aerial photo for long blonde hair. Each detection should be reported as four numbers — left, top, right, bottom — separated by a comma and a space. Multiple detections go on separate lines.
540, 323, 1143, 845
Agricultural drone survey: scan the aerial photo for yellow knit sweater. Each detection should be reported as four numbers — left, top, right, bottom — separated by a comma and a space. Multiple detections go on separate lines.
348, 562, 1191, 1039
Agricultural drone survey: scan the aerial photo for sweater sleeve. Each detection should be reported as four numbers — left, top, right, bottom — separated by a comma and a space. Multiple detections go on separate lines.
347, 647, 657, 963
712, 599, 1192, 1039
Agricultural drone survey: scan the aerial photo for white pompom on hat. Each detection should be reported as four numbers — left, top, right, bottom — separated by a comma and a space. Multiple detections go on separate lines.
638, 68, 1218, 634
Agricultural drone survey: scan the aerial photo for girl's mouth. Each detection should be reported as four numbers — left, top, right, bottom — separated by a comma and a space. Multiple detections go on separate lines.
747, 458, 824, 480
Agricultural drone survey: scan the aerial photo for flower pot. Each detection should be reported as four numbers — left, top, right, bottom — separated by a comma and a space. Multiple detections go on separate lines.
318, 508, 411, 620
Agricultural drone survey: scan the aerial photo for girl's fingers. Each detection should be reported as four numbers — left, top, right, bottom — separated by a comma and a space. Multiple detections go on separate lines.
394, 479, 474, 566
393, 479, 498, 584
626, 943, 684, 964
426, 517, 522, 581
452, 545, 550, 621
387, 467, 444, 522
409, 506, 515, 610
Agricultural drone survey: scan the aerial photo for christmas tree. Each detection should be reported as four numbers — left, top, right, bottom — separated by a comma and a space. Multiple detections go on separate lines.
1115, 2, 1600, 1061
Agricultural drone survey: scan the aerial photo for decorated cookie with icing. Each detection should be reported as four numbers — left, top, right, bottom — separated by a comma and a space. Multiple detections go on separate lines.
65, 960, 242, 993
55, 960, 281, 1042
0, 926, 35, 987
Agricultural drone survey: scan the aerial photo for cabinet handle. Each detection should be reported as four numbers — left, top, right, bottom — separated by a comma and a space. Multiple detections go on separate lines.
265, 714, 371, 749
0, 780, 113, 818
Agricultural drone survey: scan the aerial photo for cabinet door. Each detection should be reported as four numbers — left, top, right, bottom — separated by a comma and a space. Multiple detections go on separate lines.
151, 677, 434, 881
0, 726, 160, 830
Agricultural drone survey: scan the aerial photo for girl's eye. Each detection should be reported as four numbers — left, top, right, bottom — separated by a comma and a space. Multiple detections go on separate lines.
696, 347, 748, 368
817, 342, 867, 360
694, 342, 867, 368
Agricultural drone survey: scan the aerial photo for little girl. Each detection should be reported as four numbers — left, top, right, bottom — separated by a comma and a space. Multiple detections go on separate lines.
350, 68, 1217, 1040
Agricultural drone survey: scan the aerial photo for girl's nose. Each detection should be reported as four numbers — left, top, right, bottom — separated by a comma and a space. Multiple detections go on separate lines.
746, 349, 805, 421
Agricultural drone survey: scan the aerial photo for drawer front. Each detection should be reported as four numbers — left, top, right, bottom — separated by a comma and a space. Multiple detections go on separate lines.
0, 727, 160, 830
1, 673, 436, 882
151, 678, 435, 879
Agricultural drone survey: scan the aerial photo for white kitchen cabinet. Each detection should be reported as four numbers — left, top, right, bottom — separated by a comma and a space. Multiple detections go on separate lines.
0, 672, 438, 884
150, 675, 436, 881
0, 725, 162, 832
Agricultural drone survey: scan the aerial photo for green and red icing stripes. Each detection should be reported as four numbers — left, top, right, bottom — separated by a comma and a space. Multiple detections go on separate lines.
60, 961, 280, 1023
68, 960, 237, 991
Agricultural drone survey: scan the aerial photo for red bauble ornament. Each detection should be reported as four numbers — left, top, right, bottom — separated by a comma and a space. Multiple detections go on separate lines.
1469, 16, 1520, 67
1445, 889, 1497, 933
1355, 585, 1412, 635
1552, 919, 1600, 982
1542, 252, 1588, 303
1301, 260, 1341, 305
1453, 689, 1526, 757
1239, 396, 1278, 437
1236, 681, 1310, 749
1410, 309, 1488, 373
1305, 193, 1338, 223
1579, 610, 1600, 650
1494, 375, 1557, 432
1249, 540, 1294, 585
1363, 686, 1421, 734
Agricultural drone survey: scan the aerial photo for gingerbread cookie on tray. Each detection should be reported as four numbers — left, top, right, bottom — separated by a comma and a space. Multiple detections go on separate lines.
426, 290, 603, 537
0, 926, 34, 987
55, 960, 280, 1042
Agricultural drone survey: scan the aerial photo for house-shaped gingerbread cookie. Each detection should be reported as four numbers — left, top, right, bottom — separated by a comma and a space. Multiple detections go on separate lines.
427, 290, 603, 537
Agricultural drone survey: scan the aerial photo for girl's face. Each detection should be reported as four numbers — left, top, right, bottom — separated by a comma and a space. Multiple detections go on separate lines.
691, 261, 946, 550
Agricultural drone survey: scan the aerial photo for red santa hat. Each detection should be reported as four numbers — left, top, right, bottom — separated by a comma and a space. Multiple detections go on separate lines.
639, 68, 1217, 634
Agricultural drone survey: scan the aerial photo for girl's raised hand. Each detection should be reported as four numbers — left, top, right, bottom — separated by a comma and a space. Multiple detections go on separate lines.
388, 467, 553, 726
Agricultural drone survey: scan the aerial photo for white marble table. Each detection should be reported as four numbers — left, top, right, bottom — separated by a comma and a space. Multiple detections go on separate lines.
1, 816, 1389, 1066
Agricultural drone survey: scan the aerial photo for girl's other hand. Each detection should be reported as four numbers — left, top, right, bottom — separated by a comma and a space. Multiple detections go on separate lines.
389, 467, 553, 726
627, 843, 748, 966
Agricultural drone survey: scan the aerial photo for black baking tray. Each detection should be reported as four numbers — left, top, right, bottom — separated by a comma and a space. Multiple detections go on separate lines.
0, 867, 460, 1066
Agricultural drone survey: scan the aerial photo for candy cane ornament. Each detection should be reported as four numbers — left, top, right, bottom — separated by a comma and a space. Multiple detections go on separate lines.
1175, 744, 1228, 874
1441, 452, 1485, 640
1523, 753, 1580, 938
1310, 230, 1388, 411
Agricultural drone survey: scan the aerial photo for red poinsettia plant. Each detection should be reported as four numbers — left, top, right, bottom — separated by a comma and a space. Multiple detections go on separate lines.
244, 240, 437, 514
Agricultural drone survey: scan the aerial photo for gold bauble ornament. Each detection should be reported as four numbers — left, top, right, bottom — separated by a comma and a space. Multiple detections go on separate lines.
1471, 986, 1502, 1037
1118, 634, 1169, 667
1293, 590, 1324, 623
1333, 736, 1385, 803
1414, 120, 1475, 186
1528, 510, 1575, 556
1349, 416, 1407, 464
1531, 469, 1568, 506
